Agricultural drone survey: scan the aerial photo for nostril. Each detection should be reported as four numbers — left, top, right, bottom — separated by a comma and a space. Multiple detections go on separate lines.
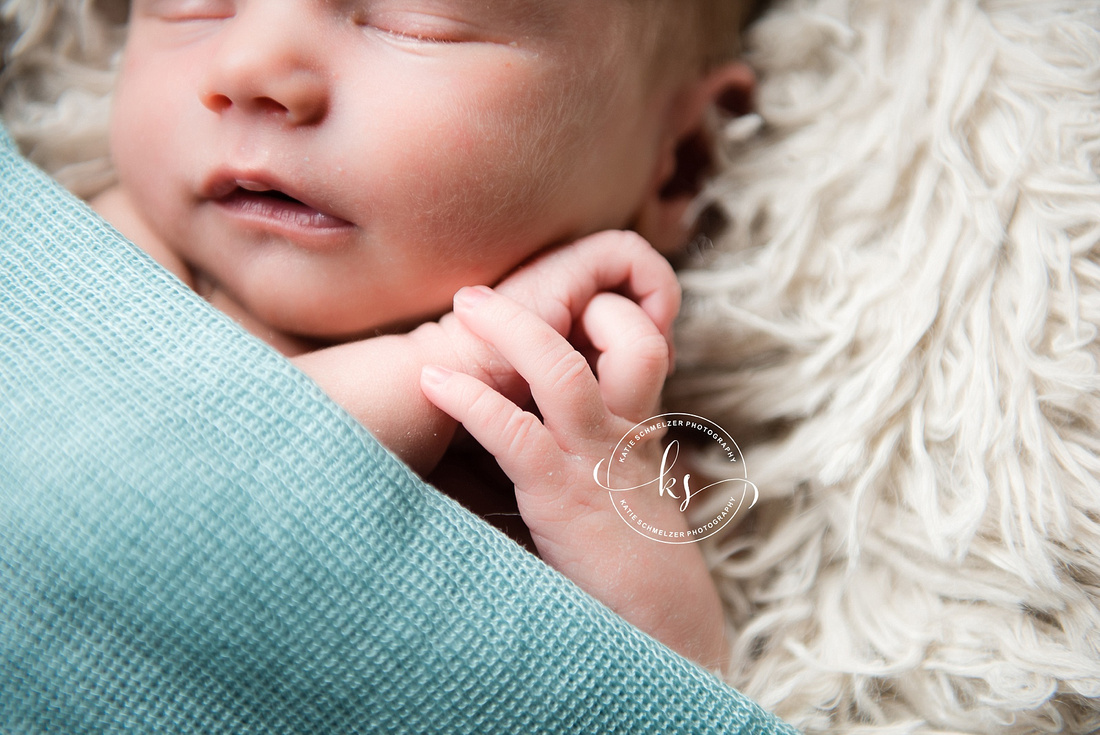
254, 97, 290, 116
202, 92, 289, 116
202, 92, 233, 114
200, 90, 319, 123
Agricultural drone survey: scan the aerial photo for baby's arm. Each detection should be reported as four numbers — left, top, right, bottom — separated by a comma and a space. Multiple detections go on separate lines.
419, 285, 729, 672
292, 231, 681, 478
291, 316, 486, 476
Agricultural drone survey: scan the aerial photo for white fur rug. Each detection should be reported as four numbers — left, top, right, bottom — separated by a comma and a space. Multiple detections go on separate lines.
3, 0, 1098, 733
671, 1, 1100, 732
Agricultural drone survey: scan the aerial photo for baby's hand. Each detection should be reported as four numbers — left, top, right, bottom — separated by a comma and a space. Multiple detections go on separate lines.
420, 284, 728, 672
491, 229, 680, 348
294, 230, 678, 477
429, 229, 682, 408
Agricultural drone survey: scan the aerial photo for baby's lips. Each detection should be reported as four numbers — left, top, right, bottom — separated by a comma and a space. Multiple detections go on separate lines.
201, 169, 352, 225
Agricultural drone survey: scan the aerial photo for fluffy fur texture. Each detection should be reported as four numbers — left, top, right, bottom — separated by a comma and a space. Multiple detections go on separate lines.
673, 1, 1100, 732
2, 1, 1098, 733
0, 0, 122, 198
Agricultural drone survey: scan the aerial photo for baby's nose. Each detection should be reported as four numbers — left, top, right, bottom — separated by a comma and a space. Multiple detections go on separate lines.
199, 8, 329, 126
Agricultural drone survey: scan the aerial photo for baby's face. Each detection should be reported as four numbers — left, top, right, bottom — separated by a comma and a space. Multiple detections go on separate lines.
111, 0, 675, 339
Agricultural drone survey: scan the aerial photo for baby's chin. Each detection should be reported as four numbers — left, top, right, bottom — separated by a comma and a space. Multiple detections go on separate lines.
197, 282, 443, 356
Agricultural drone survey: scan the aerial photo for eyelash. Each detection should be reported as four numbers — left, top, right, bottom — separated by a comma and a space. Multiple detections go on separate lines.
364, 26, 458, 43
378, 27, 459, 43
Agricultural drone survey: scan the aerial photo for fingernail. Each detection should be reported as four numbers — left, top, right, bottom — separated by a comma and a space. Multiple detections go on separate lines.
455, 285, 493, 308
421, 365, 453, 386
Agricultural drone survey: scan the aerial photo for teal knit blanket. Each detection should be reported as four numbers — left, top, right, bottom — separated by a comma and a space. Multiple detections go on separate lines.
0, 124, 796, 734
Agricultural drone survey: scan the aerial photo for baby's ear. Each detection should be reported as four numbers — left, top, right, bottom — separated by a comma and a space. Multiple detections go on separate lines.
634, 61, 755, 256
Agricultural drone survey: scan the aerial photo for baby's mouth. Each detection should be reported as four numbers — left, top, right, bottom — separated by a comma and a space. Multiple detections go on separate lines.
207, 177, 353, 231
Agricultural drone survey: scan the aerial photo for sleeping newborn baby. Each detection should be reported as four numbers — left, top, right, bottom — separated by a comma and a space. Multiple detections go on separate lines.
89, 0, 759, 671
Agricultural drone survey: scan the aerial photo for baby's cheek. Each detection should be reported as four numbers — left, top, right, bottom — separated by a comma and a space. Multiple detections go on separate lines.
394, 114, 579, 261
110, 64, 189, 206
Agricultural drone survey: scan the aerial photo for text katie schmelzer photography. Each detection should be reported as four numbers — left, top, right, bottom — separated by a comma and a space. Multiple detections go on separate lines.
593, 413, 758, 544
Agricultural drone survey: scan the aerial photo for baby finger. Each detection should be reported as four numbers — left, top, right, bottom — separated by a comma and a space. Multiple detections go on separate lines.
451, 285, 609, 447
496, 230, 681, 341
419, 365, 561, 496
581, 292, 670, 422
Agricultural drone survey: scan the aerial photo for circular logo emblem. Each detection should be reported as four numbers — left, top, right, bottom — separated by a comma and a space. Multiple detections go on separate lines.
593, 413, 757, 544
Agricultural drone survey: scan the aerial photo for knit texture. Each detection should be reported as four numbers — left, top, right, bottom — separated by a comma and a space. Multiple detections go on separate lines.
0, 125, 796, 735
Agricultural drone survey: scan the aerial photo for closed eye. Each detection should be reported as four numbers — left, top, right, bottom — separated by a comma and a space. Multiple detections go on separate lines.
140, 0, 234, 21
352, 10, 478, 44
374, 25, 462, 43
